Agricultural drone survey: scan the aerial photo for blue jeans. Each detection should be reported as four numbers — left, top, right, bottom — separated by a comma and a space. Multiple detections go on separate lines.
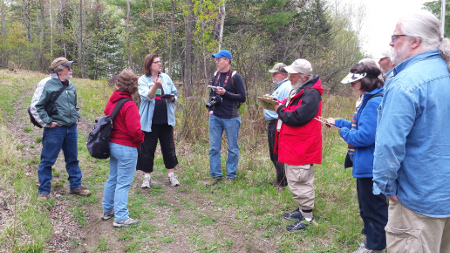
208, 114, 241, 179
102, 142, 138, 221
38, 124, 82, 193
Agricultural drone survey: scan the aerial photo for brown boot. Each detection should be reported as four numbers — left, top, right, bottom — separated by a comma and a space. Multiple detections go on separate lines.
70, 186, 92, 196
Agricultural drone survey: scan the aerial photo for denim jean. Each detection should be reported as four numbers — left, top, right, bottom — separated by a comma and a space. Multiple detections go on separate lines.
38, 124, 82, 193
102, 142, 138, 221
357, 178, 388, 250
208, 114, 241, 179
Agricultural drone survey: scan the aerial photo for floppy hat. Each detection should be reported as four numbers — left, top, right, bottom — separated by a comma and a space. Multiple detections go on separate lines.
49, 57, 73, 71
268, 63, 287, 73
212, 49, 232, 59
340, 72, 367, 84
284, 59, 312, 75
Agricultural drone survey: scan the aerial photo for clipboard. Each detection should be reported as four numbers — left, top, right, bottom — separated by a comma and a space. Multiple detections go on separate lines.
258, 96, 279, 111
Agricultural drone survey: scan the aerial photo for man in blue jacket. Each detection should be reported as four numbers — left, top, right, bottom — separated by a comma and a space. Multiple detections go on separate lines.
264, 63, 291, 188
373, 11, 450, 252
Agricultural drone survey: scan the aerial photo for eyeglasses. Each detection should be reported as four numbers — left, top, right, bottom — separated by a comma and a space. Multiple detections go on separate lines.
153, 61, 162, 64
65, 66, 72, 70
391, 34, 408, 43
215, 58, 226, 62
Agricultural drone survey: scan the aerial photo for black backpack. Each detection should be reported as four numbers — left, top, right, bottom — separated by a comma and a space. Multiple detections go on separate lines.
86, 98, 131, 159
28, 84, 68, 128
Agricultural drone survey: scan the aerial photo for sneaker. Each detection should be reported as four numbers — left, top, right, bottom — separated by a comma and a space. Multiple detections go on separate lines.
101, 209, 114, 221
224, 177, 234, 185
113, 218, 139, 227
286, 216, 314, 231
283, 208, 304, 220
70, 186, 91, 196
353, 244, 384, 253
38, 192, 49, 200
141, 175, 151, 188
168, 173, 180, 187
206, 177, 222, 186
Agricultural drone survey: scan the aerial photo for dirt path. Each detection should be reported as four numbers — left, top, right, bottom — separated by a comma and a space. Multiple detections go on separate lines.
10, 88, 276, 252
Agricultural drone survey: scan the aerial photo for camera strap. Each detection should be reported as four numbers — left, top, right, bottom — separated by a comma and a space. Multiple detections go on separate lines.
215, 69, 232, 87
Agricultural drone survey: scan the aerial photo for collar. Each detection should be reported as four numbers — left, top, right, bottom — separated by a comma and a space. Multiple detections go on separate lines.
392, 50, 440, 78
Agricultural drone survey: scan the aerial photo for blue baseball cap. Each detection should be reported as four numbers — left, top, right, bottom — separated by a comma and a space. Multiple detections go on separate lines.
212, 49, 232, 59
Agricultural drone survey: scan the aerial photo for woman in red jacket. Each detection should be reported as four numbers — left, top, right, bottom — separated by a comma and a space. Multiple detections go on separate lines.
101, 70, 145, 228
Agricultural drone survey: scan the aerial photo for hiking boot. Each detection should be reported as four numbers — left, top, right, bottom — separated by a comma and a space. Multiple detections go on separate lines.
101, 209, 114, 221
224, 177, 234, 185
283, 208, 304, 220
206, 177, 222, 186
168, 173, 180, 187
113, 218, 139, 228
141, 174, 151, 188
286, 216, 314, 231
70, 186, 91, 196
38, 192, 49, 200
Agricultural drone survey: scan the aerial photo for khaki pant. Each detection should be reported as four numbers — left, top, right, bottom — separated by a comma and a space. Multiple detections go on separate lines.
285, 164, 314, 210
386, 200, 450, 253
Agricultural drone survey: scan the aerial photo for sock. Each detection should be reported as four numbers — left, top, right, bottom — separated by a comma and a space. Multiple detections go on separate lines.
144, 174, 151, 178
168, 172, 174, 177
301, 209, 313, 221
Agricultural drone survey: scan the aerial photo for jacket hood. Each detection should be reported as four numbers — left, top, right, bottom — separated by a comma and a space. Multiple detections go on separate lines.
110, 90, 133, 103
293, 75, 323, 96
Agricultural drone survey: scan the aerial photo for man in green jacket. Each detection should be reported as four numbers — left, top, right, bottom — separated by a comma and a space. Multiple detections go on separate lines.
30, 57, 91, 200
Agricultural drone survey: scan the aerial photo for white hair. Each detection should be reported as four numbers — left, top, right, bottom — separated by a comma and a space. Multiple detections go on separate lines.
400, 10, 450, 69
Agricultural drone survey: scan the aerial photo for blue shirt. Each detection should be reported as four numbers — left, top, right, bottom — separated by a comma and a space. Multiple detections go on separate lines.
263, 78, 291, 121
373, 50, 450, 218
138, 73, 178, 132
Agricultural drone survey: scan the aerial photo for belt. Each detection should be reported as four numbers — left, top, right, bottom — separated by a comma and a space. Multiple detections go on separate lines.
269, 119, 278, 123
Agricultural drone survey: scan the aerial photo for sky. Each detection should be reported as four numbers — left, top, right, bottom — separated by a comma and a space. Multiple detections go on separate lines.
342, 0, 431, 58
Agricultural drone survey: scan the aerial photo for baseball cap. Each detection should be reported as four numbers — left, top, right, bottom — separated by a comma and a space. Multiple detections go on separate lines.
284, 59, 312, 75
212, 49, 232, 59
379, 48, 392, 59
268, 63, 287, 73
49, 57, 73, 71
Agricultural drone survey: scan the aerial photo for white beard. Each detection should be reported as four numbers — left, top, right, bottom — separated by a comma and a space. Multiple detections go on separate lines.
290, 80, 303, 90
61, 73, 73, 80
391, 44, 410, 65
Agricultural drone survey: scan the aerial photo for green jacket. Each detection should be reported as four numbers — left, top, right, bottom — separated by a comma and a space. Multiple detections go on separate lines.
29, 73, 80, 127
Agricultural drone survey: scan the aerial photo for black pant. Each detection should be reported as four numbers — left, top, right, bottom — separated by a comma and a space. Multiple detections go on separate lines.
268, 122, 287, 186
357, 178, 388, 250
137, 124, 178, 173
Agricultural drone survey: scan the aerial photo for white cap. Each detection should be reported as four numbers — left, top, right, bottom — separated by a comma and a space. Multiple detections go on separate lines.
284, 59, 312, 75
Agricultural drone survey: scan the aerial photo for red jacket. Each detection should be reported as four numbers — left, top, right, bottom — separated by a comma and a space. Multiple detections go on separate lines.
275, 76, 323, 165
104, 90, 144, 148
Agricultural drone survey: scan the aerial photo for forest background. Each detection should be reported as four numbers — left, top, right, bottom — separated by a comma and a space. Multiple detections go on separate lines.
0, 0, 448, 252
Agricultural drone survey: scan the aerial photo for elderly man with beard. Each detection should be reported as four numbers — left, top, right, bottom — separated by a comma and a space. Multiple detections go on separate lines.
274, 59, 323, 231
29, 57, 91, 200
373, 11, 450, 252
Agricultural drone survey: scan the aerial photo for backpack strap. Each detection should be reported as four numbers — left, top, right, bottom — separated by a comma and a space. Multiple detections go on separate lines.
51, 83, 69, 104
110, 98, 132, 120
367, 93, 383, 101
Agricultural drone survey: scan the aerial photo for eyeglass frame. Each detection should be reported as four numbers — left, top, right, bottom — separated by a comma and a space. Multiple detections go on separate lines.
391, 34, 408, 43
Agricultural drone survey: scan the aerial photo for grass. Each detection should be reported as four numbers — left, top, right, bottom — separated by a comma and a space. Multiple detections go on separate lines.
0, 69, 364, 252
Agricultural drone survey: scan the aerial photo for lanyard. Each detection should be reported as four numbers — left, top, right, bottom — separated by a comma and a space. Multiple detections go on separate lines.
215, 69, 232, 87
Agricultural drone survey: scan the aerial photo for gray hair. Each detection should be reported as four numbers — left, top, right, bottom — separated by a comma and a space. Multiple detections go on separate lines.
401, 10, 450, 69
53, 64, 65, 73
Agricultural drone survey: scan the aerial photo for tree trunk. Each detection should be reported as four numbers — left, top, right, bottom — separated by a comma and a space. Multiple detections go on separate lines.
184, 0, 194, 97
126, 0, 132, 68
78, 0, 84, 77
218, 2, 226, 50
169, 0, 176, 76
